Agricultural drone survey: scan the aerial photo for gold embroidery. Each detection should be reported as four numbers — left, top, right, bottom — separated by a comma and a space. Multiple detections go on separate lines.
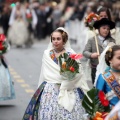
103, 72, 120, 99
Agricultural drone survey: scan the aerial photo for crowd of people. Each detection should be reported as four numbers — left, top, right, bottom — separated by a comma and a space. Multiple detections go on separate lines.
0, 0, 120, 120
0, 0, 120, 48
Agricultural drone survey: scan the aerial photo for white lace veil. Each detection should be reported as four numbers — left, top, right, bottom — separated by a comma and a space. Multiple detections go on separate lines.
94, 42, 115, 86
47, 27, 72, 51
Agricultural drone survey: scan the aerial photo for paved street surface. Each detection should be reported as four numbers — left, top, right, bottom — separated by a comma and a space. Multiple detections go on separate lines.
0, 39, 92, 120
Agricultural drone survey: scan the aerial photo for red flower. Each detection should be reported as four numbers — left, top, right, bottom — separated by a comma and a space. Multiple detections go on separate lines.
98, 91, 105, 101
98, 91, 109, 107
69, 66, 75, 72
101, 100, 109, 107
88, 19, 91, 23
70, 54, 83, 60
0, 34, 6, 42
0, 43, 4, 50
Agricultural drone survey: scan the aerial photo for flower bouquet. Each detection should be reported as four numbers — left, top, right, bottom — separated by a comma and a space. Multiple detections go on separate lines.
85, 12, 100, 61
85, 12, 100, 30
26, 10, 32, 23
0, 34, 9, 55
58, 53, 83, 80
82, 88, 111, 120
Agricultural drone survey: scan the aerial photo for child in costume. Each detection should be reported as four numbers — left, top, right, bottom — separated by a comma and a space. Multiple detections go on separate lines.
83, 18, 115, 84
96, 45, 120, 107
97, 6, 120, 45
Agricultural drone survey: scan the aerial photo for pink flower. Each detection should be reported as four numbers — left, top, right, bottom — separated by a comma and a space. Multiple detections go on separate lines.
93, 17, 97, 21
70, 54, 83, 60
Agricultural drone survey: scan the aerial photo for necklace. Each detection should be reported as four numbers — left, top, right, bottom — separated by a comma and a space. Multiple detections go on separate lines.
111, 68, 120, 73
54, 48, 65, 53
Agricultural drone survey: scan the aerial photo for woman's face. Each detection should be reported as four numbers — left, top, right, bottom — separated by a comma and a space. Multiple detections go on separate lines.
109, 50, 120, 70
99, 11, 108, 19
99, 25, 110, 38
51, 31, 64, 51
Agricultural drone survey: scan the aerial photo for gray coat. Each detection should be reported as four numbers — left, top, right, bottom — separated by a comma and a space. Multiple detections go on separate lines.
83, 36, 115, 68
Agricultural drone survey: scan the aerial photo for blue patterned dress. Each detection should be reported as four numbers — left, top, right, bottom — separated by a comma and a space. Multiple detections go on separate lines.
23, 50, 85, 120
0, 57, 15, 100
96, 73, 119, 106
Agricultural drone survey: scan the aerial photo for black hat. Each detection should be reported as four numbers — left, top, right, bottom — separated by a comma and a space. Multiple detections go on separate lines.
93, 18, 115, 29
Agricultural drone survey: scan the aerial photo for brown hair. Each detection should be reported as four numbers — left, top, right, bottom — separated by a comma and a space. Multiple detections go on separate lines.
97, 7, 112, 21
105, 45, 120, 66
50, 29, 68, 43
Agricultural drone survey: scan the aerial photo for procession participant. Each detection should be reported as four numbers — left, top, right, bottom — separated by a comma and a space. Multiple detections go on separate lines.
94, 6, 120, 86
24, 1, 38, 47
8, 2, 29, 48
97, 6, 120, 45
0, 34, 15, 101
22, 27, 89, 120
96, 45, 120, 107
83, 18, 115, 84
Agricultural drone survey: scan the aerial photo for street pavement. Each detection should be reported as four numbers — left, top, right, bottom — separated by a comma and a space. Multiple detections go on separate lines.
0, 38, 93, 120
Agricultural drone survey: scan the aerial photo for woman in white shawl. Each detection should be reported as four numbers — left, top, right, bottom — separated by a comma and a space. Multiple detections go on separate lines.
22, 27, 89, 120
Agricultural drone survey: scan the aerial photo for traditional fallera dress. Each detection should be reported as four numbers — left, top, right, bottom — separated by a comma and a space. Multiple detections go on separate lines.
8, 6, 29, 46
96, 71, 119, 106
0, 57, 15, 101
22, 50, 89, 120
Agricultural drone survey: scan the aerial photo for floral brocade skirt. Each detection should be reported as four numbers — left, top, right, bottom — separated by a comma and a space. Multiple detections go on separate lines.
23, 82, 86, 120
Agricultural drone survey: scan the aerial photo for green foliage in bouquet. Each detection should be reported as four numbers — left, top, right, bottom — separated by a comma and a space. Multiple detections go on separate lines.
26, 13, 32, 23
82, 88, 111, 119
0, 41, 8, 55
58, 53, 82, 80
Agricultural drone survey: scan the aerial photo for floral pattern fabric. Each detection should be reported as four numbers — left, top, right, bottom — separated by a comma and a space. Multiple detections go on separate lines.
38, 83, 85, 120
